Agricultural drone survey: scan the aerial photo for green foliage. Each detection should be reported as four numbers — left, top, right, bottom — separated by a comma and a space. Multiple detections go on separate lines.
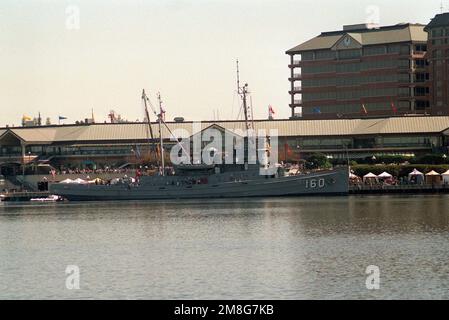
305, 153, 332, 170
355, 155, 414, 164
347, 153, 448, 166
349, 160, 358, 166
410, 154, 449, 165
376, 155, 415, 164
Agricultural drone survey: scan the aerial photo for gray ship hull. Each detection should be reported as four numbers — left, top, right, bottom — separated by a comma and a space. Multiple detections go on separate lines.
49, 167, 349, 201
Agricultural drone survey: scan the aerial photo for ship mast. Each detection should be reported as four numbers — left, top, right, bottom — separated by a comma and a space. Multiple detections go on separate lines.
157, 92, 165, 176
142, 89, 159, 165
236, 60, 259, 166
236, 60, 254, 131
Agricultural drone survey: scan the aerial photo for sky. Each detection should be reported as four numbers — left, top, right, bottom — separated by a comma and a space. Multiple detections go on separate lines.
0, 0, 445, 126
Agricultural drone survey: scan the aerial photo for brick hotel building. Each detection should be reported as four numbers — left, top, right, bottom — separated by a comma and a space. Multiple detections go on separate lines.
425, 13, 449, 115
287, 23, 430, 119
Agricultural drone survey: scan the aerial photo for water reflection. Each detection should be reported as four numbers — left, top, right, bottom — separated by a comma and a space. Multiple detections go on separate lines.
1, 195, 449, 299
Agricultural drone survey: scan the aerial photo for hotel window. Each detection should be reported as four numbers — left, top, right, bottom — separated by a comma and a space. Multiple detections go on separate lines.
336, 62, 360, 73
399, 73, 411, 82
398, 87, 410, 96
415, 59, 427, 68
336, 90, 360, 100
397, 59, 410, 68
433, 28, 444, 37
415, 100, 429, 110
305, 91, 336, 100
399, 101, 410, 108
415, 73, 427, 82
301, 52, 314, 61
415, 87, 429, 96
364, 46, 386, 56
387, 44, 401, 54
338, 76, 359, 86
434, 50, 443, 58
338, 49, 361, 60
302, 64, 335, 74
400, 45, 411, 54
415, 44, 427, 52
315, 50, 335, 60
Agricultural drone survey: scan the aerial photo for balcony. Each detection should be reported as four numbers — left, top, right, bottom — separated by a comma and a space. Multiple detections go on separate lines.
289, 85, 302, 93
412, 52, 426, 59
289, 73, 302, 81
289, 60, 301, 68
292, 99, 303, 106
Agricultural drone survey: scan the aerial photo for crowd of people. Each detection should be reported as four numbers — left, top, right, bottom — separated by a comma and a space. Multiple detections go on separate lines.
55, 167, 134, 175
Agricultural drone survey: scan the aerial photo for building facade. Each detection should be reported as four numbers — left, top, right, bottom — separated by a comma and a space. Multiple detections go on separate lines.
425, 13, 449, 115
287, 23, 430, 119
1, 117, 449, 176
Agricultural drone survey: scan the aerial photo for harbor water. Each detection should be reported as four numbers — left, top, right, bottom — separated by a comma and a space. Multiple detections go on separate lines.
1, 195, 449, 299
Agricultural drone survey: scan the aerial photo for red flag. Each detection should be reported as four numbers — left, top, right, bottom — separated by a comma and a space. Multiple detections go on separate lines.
361, 104, 368, 115
268, 105, 275, 119
391, 102, 397, 114
284, 143, 293, 156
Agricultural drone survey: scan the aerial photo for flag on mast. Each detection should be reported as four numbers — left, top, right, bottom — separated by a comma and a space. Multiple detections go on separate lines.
284, 143, 293, 156
58, 116, 67, 125
361, 104, 368, 115
268, 105, 275, 119
391, 101, 397, 114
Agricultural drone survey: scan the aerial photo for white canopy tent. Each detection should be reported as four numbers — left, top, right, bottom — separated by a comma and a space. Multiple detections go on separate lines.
377, 172, 393, 179
425, 170, 441, 185
408, 169, 424, 183
349, 172, 359, 178
363, 172, 378, 182
442, 170, 449, 184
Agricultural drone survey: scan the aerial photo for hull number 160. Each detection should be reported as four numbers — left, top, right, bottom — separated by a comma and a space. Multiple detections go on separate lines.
305, 178, 325, 189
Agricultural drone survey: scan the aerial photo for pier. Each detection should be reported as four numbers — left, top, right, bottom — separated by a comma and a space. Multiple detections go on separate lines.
349, 184, 449, 195
0, 191, 50, 202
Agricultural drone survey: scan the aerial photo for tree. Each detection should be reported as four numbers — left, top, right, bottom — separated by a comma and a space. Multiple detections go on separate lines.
305, 153, 332, 170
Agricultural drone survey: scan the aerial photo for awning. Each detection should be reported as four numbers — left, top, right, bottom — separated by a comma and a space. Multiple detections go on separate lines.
378, 172, 393, 178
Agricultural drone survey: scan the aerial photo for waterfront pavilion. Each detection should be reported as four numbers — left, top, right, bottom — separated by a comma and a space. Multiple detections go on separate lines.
2, 116, 449, 175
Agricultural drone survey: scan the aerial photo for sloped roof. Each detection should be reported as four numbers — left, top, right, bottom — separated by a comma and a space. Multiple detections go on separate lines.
287, 23, 426, 53
347, 33, 363, 44
287, 34, 342, 52
1, 116, 449, 145
190, 124, 244, 140
425, 13, 449, 31
351, 117, 449, 135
